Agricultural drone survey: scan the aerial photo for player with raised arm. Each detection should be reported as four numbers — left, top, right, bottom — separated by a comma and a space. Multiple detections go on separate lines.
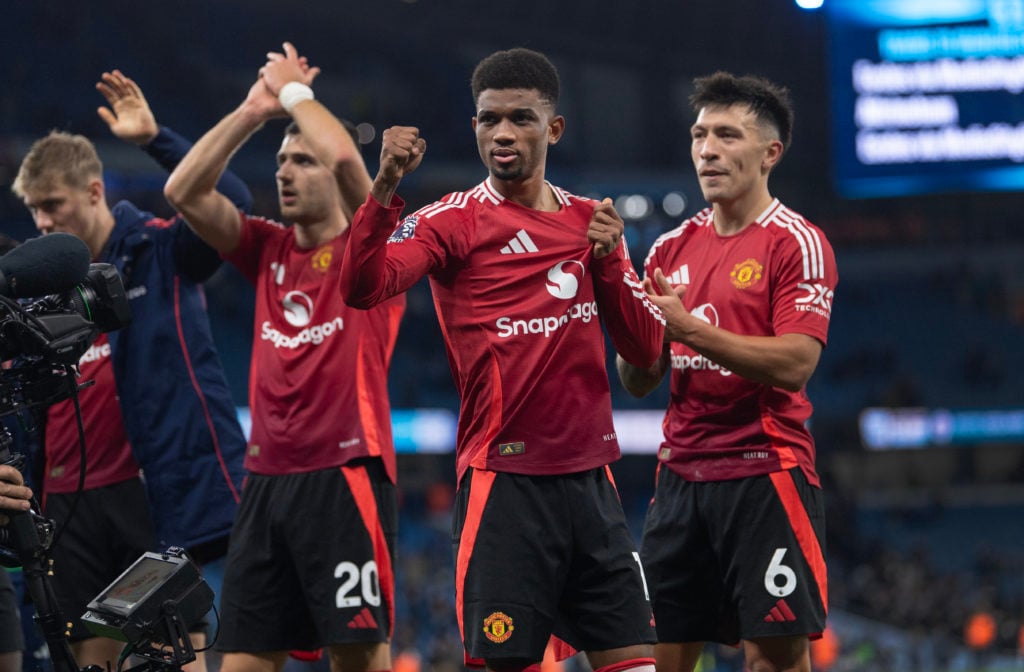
340, 47, 664, 672
164, 42, 404, 672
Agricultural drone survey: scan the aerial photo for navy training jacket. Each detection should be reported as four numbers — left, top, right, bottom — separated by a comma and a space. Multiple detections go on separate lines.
102, 126, 248, 555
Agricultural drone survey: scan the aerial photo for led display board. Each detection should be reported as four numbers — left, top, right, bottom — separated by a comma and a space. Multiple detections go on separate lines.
827, 0, 1024, 197
859, 407, 1024, 449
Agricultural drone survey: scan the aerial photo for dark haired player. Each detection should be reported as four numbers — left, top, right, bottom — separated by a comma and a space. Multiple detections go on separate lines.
165, 43, 404, 672
340, 47, 664, 672
618, 72, 838, 672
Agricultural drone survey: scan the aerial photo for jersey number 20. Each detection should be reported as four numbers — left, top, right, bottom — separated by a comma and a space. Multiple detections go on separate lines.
335, 560, 381, 608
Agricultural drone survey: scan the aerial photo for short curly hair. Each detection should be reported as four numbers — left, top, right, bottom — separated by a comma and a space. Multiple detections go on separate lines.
471, 48, 560, 108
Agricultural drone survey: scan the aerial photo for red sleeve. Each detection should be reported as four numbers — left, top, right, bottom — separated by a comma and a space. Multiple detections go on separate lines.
642, 235, 666, 282
771, 224, 838, 345
339, 194, 416, 308
591, 237, 665, 368
342, 193, 464, 308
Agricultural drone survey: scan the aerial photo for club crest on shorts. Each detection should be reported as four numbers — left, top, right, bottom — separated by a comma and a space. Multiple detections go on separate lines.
482, 611, 514, 643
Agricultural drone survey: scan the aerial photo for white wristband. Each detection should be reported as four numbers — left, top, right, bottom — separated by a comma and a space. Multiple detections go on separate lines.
279, 81, 315, 113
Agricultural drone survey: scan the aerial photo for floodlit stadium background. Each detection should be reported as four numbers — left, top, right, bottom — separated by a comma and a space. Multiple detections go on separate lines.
2, 1, 1022, 670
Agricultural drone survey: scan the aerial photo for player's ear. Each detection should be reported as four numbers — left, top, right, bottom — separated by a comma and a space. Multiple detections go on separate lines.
548, 115, 565, 145
762, 139, 783, 173
87, 178, 105, 205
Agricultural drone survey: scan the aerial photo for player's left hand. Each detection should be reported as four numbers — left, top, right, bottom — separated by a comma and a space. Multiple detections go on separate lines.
261, 41, 320, 96
645, 268, 691, 342
96, 70, 160, 146
588, 198, 623, 259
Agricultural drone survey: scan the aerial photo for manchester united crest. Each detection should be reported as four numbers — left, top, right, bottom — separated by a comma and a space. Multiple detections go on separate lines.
312, 246, 333, 273
482, 611, 514, 643
730, 258, 763, 289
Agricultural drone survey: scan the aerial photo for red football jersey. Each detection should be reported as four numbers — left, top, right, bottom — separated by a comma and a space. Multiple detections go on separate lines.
226, 214, 405, 481
342, 179, 664, 481
644, 200, 837, 485
45, 334, 140, 493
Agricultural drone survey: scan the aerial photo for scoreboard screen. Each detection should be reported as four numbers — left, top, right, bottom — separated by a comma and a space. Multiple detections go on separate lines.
827, 0, 1024, 197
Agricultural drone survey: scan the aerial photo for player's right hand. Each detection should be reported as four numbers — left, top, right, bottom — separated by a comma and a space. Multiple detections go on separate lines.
379, 126, 427, 182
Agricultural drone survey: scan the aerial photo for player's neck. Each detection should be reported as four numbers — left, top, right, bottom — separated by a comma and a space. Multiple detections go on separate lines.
292, 211, 348, 249
711, 190, 775, 236
88, 205, 117, 261
491, 174, 559, 212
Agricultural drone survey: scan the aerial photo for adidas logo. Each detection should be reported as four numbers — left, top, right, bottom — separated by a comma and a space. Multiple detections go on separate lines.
500, 229, 539, 254
667, 264, 689, 286
763, 599, 796, 623
347, 607, 379, 630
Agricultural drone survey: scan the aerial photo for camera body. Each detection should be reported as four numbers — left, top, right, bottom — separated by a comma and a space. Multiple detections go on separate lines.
0, 263, 131, 366
0, 263, 131, 418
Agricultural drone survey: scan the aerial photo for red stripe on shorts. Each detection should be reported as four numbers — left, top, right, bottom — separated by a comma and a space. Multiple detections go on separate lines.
769, 470, 828, 613
341, 464, 395, 637
454, 469, 497, 653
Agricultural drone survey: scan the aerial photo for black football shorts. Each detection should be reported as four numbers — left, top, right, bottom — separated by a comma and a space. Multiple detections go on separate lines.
453, 466, 656, 663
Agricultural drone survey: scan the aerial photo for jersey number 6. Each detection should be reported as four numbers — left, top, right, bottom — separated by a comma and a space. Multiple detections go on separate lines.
763, 548, 797, 597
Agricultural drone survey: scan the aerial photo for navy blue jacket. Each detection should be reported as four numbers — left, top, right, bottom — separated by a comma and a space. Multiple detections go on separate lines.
102, 126, 248, 555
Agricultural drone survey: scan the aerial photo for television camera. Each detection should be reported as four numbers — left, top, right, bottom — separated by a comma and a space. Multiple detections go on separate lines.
0, 233, 131, 419
0, 233, 214, 672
